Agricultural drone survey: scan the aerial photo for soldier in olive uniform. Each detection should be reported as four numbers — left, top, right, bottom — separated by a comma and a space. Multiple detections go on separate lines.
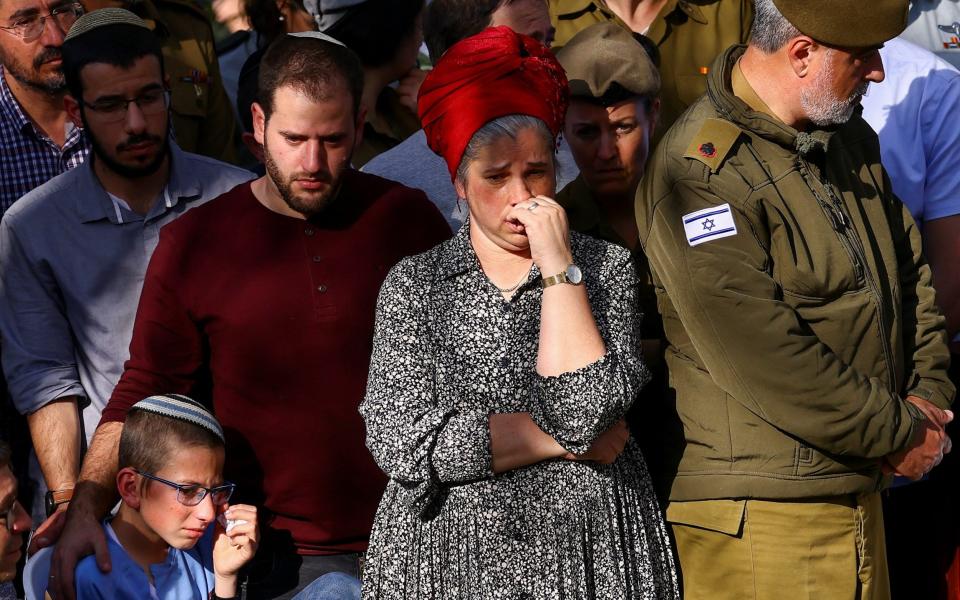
549, 0, 753, 145
85, 0, 239, 164
554, 24, 681, 501
637, 0, 955, 598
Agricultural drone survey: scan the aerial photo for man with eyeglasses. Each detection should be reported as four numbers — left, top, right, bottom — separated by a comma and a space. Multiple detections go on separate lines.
0, 0, 89, 214
0, 441, 32, 584
0, 6, 252, 567
82, 0, 241, 166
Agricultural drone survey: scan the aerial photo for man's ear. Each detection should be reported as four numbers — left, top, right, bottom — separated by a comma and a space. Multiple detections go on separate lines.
117, 468, 142, 510
64, 95, 83, 129
353, 104, 367, 152
252, 102, 267, 146
786, 36, 816, 79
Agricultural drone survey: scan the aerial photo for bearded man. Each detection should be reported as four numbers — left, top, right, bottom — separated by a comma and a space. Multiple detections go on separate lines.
0, 0, 89, 213
46, 31, 450, 600
636, 0, 956, 598
0, 6, 252, 557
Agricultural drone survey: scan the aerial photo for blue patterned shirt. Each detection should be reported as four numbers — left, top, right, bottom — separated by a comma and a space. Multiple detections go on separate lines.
0, 66, 90, 214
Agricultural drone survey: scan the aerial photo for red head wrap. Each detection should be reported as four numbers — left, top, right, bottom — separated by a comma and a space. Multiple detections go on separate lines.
417, 26, 569, 181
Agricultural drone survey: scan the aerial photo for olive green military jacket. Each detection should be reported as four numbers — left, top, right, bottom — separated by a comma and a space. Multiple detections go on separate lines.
549, 0, 753, 143
636, 45, 955, 501
127, 0, 239, 164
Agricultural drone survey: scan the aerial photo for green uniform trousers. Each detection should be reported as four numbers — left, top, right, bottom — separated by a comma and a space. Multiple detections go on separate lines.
669, 494, 889, 600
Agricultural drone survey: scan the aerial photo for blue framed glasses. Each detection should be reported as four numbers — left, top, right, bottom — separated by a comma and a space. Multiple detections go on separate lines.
135, 469, 235, 507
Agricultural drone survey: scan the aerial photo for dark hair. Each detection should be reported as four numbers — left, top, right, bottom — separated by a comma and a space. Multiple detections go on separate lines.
423, 0, 505, 61
324, 0, 423, 68
257, 35, 364, 122
62, 24, 164, 100
244, 0, 308, 46
118, 407, 225, 474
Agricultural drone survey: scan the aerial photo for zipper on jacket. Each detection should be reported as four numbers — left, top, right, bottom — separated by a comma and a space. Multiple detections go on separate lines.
802, 167, 864, 282
822, 180, 898, 394
796, 158, 896, 392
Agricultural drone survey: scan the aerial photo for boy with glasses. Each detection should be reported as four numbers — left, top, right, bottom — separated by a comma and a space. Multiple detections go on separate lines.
74, 394, 259, 599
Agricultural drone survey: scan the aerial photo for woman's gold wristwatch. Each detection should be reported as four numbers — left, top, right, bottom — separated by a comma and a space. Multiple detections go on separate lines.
541, 264, 583, 288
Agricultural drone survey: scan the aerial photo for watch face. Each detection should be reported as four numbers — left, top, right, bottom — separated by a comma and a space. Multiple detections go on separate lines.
565, 264, 583, 285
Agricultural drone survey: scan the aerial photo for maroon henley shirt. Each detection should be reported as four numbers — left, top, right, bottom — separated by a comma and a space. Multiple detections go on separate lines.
102, 170, 451, 554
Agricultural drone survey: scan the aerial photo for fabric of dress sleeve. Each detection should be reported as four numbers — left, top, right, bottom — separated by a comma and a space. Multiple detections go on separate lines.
642, 178, 920, 458
360, 257, 492, 516
529, 242, 650, 455
0, 217, 86, 415
100, 224, 205, 425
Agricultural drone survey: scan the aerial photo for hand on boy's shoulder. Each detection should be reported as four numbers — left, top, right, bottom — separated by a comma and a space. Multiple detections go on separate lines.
212, 504, 259, 579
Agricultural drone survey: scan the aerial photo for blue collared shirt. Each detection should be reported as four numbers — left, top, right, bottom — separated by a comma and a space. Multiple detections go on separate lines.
75, 520, 216, 599
0, 143, 254, 440
0, 66, 90, 215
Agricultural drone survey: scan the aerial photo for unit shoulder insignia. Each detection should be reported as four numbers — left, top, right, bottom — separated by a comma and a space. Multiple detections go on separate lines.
683, 118, 743, 173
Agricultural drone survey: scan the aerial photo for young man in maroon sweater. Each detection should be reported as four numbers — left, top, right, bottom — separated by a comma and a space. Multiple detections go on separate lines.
48, 33, 450, 600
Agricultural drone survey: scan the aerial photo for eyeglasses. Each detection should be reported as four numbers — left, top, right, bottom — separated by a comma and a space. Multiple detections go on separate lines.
0, 501, 24, 532
0, 3, 83, 43
81, 89, 170, 123
134, 470, 235, 507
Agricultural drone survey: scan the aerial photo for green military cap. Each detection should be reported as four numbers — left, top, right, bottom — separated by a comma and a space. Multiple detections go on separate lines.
772, 0, 908, 47
64, 7, 149, 42
555, 22, 660, 104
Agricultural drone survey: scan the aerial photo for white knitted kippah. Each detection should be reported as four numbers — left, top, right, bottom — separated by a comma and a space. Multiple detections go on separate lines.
130, 394, 225, 443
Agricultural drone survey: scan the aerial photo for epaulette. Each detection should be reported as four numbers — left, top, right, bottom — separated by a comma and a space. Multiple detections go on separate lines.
216, 29, 251, 56
683, 118, 743, 173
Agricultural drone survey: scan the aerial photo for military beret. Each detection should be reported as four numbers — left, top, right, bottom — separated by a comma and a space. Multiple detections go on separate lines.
302, 0, 367, 32
772, 0, 908, 47
64, 7, 149, 42
555, 22, 660, 104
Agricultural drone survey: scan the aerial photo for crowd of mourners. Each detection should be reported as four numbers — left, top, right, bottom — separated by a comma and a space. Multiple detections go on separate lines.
0, 0, 958, 598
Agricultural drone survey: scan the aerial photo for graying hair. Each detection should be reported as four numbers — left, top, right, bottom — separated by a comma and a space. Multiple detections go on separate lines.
455, 114, 557, 186
750, 0, 801, 54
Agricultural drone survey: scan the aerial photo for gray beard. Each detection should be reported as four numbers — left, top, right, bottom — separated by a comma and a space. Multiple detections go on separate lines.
800, 52, 868, 127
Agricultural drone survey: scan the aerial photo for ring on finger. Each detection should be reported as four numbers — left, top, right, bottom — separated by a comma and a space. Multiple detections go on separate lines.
527, 201, 539, 211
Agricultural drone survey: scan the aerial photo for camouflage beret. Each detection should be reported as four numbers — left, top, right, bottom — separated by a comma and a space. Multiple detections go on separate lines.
555, 23, 660, 103
64, 7, 148, 42
772, 0, 909, 47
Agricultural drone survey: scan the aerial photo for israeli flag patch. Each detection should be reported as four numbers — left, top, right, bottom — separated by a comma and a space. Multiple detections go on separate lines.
683, 204, 738, 247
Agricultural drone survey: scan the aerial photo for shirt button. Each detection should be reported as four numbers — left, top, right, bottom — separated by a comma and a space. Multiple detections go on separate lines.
317, 284, 328, 293
304, 227, 315, 236
312, 256, 322, 262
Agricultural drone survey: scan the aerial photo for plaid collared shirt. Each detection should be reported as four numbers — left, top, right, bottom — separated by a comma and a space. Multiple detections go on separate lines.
0, 66, 90, 215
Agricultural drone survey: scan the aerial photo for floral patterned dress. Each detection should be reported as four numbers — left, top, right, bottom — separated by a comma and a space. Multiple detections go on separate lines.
360, 224, 679, 599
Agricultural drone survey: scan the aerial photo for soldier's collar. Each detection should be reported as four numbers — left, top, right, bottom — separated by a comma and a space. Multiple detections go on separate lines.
645, 0, 707, 46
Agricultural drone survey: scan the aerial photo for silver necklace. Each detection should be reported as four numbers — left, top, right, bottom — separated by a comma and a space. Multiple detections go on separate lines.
494, 268, 531, 293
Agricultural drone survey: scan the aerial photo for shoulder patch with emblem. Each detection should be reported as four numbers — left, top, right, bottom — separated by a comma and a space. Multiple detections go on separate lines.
684, 118, 743, 173
683, 203, 738, 247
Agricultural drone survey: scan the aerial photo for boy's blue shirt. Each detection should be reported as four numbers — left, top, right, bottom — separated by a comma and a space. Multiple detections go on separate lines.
75, 520, 216, 599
